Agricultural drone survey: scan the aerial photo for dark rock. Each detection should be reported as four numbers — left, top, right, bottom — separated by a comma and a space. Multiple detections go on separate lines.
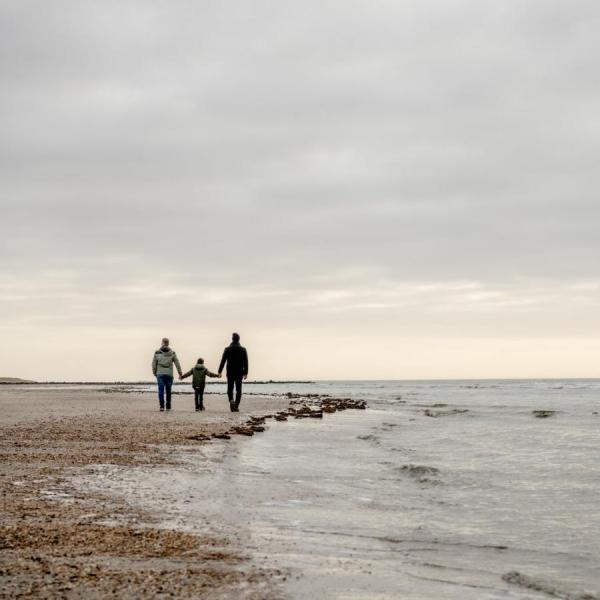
231, 427, 254, 436
185, 434, 210, 442
532, 410, 556, 418
400, 464, 440, 476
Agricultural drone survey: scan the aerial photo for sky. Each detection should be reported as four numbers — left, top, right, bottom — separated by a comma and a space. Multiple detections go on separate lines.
1, 0, 599, 381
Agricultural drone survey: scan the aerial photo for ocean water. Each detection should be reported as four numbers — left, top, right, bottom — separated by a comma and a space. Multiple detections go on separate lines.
73, 380, 600, 599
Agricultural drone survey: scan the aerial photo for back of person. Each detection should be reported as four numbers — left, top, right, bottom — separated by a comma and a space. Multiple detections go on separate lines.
152, 337, 183, 412
191, 363, 210, 387
153, 347, 180, 376
181, 358, 218, 412
221, 343, 248, 375
218, 332, 249, 412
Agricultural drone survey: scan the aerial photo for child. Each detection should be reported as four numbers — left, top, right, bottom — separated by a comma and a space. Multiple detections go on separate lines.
181, 358, 219, 411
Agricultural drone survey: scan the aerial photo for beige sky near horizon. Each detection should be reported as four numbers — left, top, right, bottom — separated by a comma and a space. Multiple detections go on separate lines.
2, 1, 600, 380
3, 278, 600, 381
5, 332, 600, 382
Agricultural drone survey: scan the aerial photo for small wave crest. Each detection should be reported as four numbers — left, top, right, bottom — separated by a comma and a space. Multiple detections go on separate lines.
503, 571, 599, 600
397, 464, 441, 485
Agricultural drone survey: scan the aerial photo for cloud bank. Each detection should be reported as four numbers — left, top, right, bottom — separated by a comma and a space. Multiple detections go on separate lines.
1, 0, 599, 379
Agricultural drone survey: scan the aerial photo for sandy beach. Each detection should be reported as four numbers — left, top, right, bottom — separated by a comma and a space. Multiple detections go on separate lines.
3, 381, 599, 599
0, 385, 290, 599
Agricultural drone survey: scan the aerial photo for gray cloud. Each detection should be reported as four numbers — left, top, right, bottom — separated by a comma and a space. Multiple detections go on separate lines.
1, 0, 599, 378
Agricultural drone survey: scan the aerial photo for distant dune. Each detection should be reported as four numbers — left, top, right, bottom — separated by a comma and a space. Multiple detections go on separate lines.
0, 377, 36, 384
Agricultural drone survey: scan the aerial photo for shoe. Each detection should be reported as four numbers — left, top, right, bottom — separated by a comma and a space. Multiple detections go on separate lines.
199, 405, 205, 411
195, 408, 200, 412
229, 402, 236, 412
159, 408, 165, 412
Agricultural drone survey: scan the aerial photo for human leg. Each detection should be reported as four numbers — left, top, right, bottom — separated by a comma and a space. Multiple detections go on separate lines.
227, 376, 237, 411
198, 384, 205, 410
234, 376, 243, 409
157, 376, 165, 410
163, 375, 174, 410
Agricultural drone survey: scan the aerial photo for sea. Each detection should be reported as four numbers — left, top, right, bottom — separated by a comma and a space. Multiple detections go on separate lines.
71, 379, 600, 599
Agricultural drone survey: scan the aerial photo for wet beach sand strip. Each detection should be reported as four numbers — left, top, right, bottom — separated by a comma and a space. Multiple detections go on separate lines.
0, 388, 366, 598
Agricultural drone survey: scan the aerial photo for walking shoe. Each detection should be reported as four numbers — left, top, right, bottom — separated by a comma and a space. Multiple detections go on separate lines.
159, 408, 164, 412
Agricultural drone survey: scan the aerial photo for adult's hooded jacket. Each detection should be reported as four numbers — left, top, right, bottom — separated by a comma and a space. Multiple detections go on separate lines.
152, 347, 183, 377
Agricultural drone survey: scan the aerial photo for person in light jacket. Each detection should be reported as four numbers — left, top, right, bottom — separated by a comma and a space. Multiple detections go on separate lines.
152, 337, 183, 411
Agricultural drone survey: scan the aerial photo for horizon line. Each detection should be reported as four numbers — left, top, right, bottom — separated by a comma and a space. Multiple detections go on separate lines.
3, 377, 600, 385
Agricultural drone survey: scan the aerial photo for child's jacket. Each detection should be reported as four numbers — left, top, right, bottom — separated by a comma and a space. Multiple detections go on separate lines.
182, 364, 218, 388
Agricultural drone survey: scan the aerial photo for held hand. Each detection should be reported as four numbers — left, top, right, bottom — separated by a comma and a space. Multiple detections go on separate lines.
243, 375, 247, 381
218, 373, 223, 378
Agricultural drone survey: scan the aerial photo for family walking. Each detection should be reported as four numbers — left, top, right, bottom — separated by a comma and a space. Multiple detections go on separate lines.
151, 333, 249, 413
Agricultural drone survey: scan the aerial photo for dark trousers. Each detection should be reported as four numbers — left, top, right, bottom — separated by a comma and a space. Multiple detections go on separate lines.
194, 385, 205, 410
227, 375, 243, 408
157, 374, 174, 409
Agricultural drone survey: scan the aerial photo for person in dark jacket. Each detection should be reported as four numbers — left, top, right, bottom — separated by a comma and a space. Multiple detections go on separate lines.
218, 332, 249, 412
181, 358, 219, 411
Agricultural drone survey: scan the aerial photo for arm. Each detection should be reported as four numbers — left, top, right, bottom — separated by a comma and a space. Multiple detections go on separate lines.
181, 369, 192, 379
206, 370, 219, 378
152, 353, 158, 376
218, 348, 227, 374
242, 348, 248, 378
173, 353, 183, 377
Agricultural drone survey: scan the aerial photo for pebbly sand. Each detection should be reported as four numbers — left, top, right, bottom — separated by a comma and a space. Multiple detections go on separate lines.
0, 385, 293, 599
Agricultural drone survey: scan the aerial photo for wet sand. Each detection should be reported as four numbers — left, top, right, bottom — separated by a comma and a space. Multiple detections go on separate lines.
0, 386, 289, 598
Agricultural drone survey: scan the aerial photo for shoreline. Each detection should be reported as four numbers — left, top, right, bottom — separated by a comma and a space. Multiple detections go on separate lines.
0, 386, 364, 598
0, 380, 316, 386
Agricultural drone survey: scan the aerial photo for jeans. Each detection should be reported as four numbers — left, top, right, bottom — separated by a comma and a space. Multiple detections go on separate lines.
227, 375, 243, 409
194, 385, 205, 410
157, 374, 174, 409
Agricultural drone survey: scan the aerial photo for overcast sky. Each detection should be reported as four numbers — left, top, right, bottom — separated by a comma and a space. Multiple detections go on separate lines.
2, 0, 599, 380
